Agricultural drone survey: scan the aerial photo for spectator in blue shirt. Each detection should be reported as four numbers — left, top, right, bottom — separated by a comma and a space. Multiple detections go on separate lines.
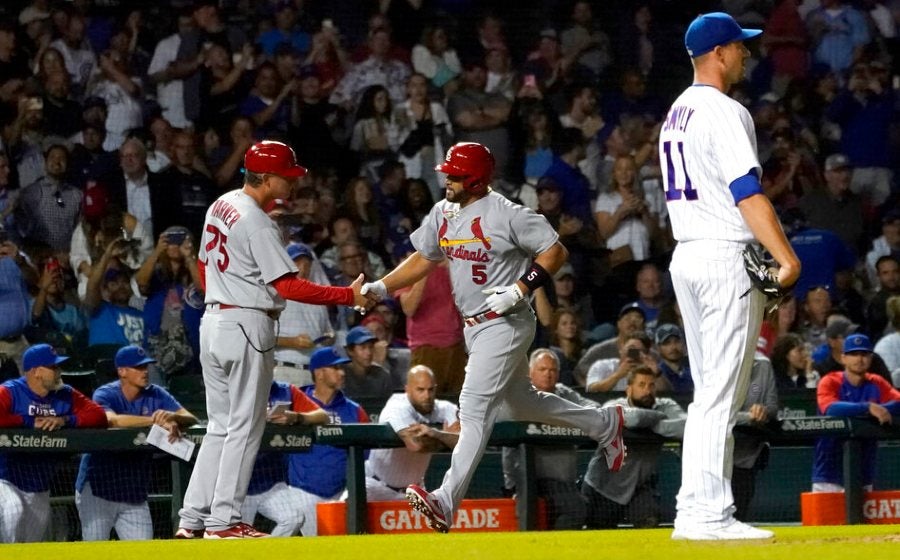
76, 345, 197, 541
541, 128, 593, 223
0, 238, 35, 379
257, 2, 311, 58
655, 324, 692, 394
782, 207, 856, 301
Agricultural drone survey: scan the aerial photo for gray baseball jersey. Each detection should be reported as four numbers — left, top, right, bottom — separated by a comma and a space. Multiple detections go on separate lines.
199, 190, 297, 311
367, 393, 458, 488
407, 189, 621, 520
410, 191, 558, 317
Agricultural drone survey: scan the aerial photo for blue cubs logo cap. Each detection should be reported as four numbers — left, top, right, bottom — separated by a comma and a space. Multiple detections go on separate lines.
345, 326, 377, 346
684, 12, 762, 58
23, 343, 69, 371
309, 347, 351, 371
286, 243, 314, 261
115, 345, 157, 368
843, 334, 873, 354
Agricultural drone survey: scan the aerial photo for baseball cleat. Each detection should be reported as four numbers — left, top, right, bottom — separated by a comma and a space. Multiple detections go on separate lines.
602, 405, 626, 472
174, 527, 204, 539
672, 520, 774, 540
203, 522, 270, 539
406, 484, 450, 533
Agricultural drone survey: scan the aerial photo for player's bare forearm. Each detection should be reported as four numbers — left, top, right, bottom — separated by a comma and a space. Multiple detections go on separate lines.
106, 413, 155, 428
169, 408, 199, 428
382, 252, 439, 292
516, 242, 568, 295
738, 194, 800, 287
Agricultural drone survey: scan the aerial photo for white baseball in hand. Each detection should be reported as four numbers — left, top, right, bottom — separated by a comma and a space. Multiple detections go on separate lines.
481, 284, 523, 315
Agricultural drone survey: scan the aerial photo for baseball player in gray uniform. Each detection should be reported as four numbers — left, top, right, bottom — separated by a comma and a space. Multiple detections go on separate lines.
361, 142, 624, 533
660, 13, 799, 540
176, 140, 371, 539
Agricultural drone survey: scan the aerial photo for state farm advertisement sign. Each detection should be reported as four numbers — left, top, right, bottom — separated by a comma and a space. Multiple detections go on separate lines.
318, 499, 531, 535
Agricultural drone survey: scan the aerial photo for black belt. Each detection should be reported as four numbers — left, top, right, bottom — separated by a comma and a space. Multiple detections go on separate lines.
372, 474, 405, 493
463, 310, 501, 327
276, 361, 309, 370
0, 334, 21, 343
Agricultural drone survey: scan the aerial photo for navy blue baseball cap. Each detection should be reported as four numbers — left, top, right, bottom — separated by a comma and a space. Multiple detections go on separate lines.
843, 334, 873, 354
345, 326, 377, 346
310, 347, 351, 371
286, 243, 314, 261
115, 345, 157, 368
23, 344, 69, 371
685, 12, 762, 58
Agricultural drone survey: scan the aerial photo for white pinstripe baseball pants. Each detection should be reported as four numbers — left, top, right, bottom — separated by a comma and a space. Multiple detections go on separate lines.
241, 482, 306, 536
670, 240, 765, 530
0, 480, 50, 543
76, 482, 153, 540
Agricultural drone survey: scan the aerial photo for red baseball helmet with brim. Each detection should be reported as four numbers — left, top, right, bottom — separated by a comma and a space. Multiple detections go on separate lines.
435, 142, 494, 193
244, 141, 307, 178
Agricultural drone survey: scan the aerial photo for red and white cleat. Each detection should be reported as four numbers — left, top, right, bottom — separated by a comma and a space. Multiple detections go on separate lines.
203, 522, 270, 539
406, 484, 450, 533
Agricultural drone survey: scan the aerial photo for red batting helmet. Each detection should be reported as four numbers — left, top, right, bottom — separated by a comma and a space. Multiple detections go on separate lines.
244, 141, 307, 178
435, 142, 495, 193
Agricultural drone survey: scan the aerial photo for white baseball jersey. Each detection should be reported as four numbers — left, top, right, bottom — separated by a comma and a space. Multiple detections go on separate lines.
658, 85, 761, 242
366, 393, 458, 488
410, 191, 558, 317
199, 190, 297, 311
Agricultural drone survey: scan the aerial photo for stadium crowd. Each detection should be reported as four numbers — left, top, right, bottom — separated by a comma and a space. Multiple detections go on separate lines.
0, 0, 898, 541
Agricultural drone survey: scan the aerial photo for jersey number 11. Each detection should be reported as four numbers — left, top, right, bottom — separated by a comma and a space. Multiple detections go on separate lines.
662, 140, 699, 202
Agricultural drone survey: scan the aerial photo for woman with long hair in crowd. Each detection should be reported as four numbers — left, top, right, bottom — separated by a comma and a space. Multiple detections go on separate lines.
350, 84, 398, 181
593, 154, 658, 268
771, 333, 820, 389
398, 177, 434, 230
549, 308, 584, 388
341, 176, 383, 252
394, 73, 452, 199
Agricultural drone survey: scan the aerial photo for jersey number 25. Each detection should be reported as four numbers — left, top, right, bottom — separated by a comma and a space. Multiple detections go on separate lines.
205, 225, 230, 272
662, 140, 699, 201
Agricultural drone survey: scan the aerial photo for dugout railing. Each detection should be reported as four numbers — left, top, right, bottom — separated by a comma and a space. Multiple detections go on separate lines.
2, 416, 899, 536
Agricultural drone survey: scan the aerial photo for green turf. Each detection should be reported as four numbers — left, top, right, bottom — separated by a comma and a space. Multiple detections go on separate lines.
6, 526, 900, 560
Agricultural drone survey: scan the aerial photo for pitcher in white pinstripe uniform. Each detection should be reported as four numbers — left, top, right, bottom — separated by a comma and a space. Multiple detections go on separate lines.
660, 13, 800, 540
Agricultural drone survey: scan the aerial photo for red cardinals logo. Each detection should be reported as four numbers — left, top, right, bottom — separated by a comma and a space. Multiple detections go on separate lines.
438, 217, 448, 242
470, 217, 491, 250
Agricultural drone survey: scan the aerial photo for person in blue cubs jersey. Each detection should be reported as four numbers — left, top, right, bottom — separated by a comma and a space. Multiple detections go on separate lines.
0, 344, 107, 543
812, 334, 900, 493
76, 345, 197, 541
238, 379, 328, 538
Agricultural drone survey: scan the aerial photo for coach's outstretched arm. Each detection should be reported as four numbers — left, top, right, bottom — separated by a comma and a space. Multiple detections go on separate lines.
738, 193, 801, 288
361, 252, 440, 301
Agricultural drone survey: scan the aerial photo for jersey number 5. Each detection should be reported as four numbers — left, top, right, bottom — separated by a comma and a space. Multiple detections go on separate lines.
205, 225, 230, 272
471, 264, 487, 285
662, 140, 698, 201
